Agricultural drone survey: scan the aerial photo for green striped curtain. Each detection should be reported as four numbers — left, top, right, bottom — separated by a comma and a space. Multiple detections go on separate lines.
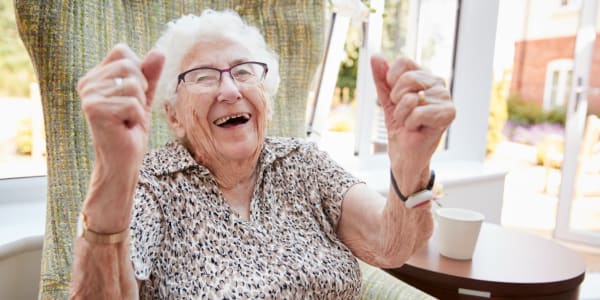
14, 1, 324, 298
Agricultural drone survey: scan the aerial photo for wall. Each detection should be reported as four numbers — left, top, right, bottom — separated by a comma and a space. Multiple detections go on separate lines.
511, 34, 600, 114
0, 235, 43, 300
511, 36, 576, 105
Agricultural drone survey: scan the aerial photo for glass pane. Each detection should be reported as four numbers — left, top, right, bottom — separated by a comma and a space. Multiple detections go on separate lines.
372, 0, 458, 154
550, 70, 560, 106
568, 115, 600, 234
381, 0, 409, 59
563, 70, 573, 105
415, 0, 458, 81
0, 2, 45, 179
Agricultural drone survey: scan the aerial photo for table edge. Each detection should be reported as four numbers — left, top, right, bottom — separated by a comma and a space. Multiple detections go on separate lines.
386, 264, 586, 297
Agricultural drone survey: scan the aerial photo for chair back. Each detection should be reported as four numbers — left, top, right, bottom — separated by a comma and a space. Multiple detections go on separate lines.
15, 2, 324, 298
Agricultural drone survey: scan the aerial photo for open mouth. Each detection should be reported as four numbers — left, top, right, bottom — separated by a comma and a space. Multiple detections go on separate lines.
213, 112, 251, 128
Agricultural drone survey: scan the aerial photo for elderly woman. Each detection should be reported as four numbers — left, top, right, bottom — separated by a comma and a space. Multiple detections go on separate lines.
70, 9, 455, 299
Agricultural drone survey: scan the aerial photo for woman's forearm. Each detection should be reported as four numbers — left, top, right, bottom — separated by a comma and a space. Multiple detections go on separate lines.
337, 183, 433, 269
373, 190, 434, 268
70, 237, 138, 300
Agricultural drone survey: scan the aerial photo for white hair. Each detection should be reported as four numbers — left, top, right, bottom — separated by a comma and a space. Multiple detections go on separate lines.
153, 10, 280, 109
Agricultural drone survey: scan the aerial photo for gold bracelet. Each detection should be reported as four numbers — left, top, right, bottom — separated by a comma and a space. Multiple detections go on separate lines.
77, 213, 129, 244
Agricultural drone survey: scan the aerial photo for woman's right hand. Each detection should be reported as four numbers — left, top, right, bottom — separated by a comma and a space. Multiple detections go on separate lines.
77, 44, 164, 233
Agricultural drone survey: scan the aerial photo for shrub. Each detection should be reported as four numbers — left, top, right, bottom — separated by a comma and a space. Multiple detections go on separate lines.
535, 136, 564, 169
507, 94, 542, 125
506, 94, 566, 126
15, 117, 32, 155
486, 73, 509, 154
545, 105, 566, 125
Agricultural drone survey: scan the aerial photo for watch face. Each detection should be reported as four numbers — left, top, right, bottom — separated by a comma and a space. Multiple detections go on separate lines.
405, 190, 434, 209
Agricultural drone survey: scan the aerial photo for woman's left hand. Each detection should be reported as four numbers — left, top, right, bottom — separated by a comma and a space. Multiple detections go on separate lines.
370, 54, 456, 196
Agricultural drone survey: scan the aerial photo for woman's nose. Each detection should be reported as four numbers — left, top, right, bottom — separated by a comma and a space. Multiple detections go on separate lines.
216, 74, 242, 102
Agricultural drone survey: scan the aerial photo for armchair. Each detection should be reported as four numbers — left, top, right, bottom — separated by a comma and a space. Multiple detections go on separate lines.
14, 1, 433, 299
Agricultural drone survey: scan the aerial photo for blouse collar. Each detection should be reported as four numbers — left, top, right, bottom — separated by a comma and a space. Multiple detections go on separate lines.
141, 137, 303, 177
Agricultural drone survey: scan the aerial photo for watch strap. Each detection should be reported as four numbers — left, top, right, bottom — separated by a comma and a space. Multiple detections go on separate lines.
390, 169, 435, 203
77, 213, 129, 244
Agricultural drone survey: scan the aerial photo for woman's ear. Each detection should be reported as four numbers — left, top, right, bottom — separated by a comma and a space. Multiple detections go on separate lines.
164, 102, 186, 139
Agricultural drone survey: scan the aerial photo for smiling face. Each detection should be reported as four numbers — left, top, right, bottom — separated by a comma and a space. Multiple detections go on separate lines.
166, 38, 269, 173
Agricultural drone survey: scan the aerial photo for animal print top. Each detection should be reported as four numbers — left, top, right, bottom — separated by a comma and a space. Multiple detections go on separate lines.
130, 137, 363, 299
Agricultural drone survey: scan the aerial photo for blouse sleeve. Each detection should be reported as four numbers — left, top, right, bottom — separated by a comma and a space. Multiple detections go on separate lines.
303, 142, 363, 229
129, 173, 164, 281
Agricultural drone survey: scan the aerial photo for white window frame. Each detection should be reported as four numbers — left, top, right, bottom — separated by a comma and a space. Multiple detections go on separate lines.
349, 0, 499, 170
543, 59, 574, 110
315, 1, 505, 224
560, 0, 582, 8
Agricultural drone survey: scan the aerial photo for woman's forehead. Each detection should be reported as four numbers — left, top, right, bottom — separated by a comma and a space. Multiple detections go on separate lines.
180, 38, 252, 70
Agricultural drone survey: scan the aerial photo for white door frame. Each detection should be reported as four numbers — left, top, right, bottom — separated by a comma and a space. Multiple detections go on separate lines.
554, 0, 600, 246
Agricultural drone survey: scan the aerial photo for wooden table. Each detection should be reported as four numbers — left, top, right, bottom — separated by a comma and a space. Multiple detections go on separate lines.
387, 223, 586, 299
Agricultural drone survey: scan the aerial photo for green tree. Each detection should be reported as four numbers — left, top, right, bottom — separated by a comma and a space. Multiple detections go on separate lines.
487, 70, 509, 154
0, 0, 36, 97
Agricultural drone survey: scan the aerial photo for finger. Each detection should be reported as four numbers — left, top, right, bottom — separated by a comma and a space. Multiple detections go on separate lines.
404, 101, 456, 130
391, 92, 420, 127
101, 43, 142, 67
141, 49, 165, 108
390, 70, 445, 102
118, 77, 147, 108
83, 95, 147, 130
370, 54, 391, 106
386, 57, 419, 89
78, 74, 146, 108
99, 59, 148, 91
78, 54, 146, 94
422, 85, 452, 103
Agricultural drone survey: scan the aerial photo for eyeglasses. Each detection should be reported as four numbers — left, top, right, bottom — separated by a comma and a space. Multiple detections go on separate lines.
176, 61, 268, 93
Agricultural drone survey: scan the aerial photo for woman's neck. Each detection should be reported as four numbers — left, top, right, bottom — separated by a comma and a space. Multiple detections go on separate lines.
204, 154, 260, 221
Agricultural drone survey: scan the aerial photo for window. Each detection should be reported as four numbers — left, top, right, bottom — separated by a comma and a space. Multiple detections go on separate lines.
543, 59, 573, 110
320, 0, 498, 170
0, 2, 45, 180
365, 0, 459, 156
0, 1, 46, 245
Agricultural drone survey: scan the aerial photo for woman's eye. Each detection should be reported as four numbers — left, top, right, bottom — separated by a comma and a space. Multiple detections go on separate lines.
193, 74, 217, 83
195, 76, 210, 82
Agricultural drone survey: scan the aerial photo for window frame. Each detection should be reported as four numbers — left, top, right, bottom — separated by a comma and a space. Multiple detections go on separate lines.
543, 59, 574, 110
343, 0, 499, 171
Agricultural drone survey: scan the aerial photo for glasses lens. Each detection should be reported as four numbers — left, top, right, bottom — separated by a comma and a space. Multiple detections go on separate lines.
232, 63, 264, 84
180, 63, 266, 93
188, 69, 220, 85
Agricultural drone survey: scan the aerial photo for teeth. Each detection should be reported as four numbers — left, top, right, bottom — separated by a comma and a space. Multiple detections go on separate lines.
214, 113, 250, 126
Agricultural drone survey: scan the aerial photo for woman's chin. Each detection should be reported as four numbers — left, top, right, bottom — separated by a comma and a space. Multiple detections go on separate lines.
218, 138, 261, 162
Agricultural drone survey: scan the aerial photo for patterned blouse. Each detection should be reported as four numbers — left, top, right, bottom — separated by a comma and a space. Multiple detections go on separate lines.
130, 137, 363, 299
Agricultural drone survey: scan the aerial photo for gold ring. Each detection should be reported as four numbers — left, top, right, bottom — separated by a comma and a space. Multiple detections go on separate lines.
417, 90, 426, 106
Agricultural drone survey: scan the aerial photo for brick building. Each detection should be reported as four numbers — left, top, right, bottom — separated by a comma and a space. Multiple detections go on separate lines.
509, 0, 600, 115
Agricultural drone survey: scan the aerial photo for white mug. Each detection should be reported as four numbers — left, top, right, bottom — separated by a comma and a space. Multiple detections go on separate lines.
436, 208, 484, 260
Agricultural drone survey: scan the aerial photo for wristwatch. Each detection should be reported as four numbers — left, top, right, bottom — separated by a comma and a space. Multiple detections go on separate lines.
390, 169, 435, 208
77, 213, 129, 244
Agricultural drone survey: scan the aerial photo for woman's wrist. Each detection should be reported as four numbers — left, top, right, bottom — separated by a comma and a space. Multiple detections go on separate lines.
81, 190, 134, 234
390, 169, 435, 201
82, 167, 137, 233
390, 165, 430, 197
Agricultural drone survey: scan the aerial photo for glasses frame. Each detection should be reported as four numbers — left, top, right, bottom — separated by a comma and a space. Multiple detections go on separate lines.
176, 61, 268, 92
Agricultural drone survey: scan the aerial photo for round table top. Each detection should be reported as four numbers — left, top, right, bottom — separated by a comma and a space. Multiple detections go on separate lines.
389, 223, 586, 297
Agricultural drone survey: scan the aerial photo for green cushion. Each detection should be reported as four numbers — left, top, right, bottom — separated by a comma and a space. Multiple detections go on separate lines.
15, 1, 324, 299
359, 261, 436, 300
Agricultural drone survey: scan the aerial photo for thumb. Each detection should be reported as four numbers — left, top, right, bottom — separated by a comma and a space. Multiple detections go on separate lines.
141, 50, 165, 107
370, 54, 391, 107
